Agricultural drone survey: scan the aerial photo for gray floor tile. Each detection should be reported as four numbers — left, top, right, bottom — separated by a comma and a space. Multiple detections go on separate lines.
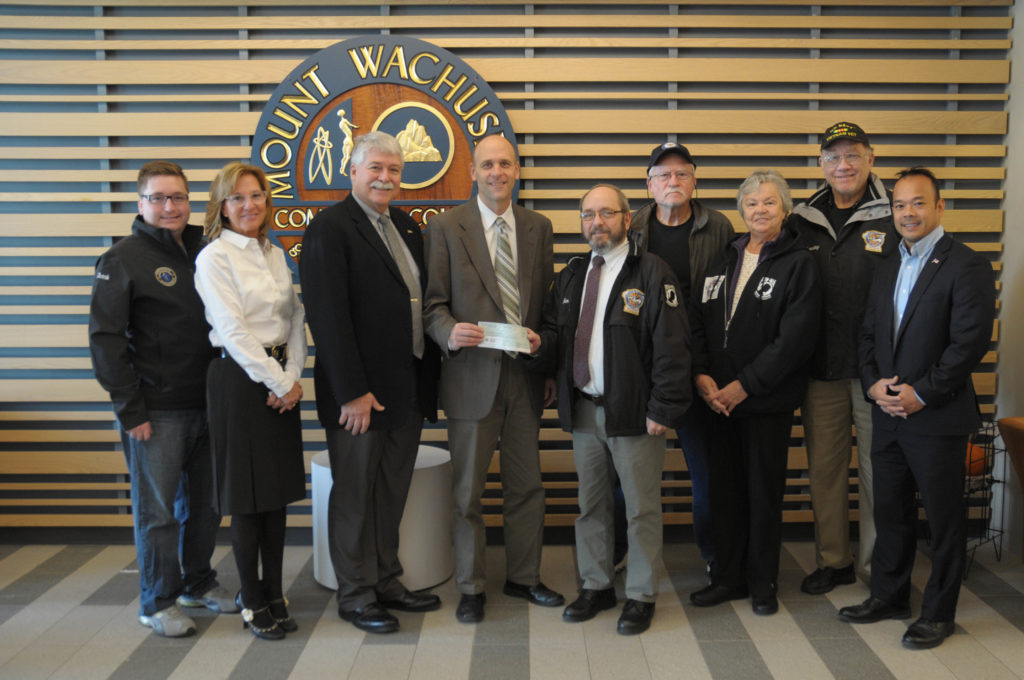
107, 644, 198, 680
698, 639, 773, 680
964, 560, 1024, 597
975, 595, 1024, 634
469, 642, 530, 680
0, 545, 105, 624
784, 597, 862, 640
807, 635, 897, 680
684, 601, 752, 641
472, 603, 529, 646
81, 555, 139, 606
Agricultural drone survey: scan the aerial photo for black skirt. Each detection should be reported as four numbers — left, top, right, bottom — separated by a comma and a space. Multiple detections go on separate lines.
206, 354, 305, 515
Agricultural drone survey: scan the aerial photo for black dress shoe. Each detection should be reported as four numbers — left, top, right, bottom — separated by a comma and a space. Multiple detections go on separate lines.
689, 583, 749, 607
800, 564, 856, 595
902, 618, 955, 650
339, 602, 399, 634
456, 593, 486, 623
617, 599, 655, 635
379, 589, 441, 612
751, 594, 778, 616
502, 580, 565, 607
837, 596, 911, 624
562, 588, 617, 623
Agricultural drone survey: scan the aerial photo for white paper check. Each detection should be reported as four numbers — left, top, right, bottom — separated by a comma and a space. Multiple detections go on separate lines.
477, 321, 530, 353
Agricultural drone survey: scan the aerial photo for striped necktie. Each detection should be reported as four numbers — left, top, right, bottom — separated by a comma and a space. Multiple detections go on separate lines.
493, 216, 521, 325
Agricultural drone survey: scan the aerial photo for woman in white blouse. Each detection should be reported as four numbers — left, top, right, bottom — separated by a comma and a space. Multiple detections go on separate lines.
195, 162, 306, 641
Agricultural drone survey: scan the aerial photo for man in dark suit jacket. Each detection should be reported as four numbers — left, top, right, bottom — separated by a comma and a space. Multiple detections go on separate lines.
300, 131, 441, 634
839, 167, 995, 650
423, 133, 563, 623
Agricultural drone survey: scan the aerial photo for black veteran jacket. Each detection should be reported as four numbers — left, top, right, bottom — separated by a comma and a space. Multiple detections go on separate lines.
88, 216, 215, 430
691, 226, 821, 417
540, 239, 692, 437
788, 173, 896, 381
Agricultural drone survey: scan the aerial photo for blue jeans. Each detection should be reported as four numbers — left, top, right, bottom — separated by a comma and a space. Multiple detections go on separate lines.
677, 400, 715, 564
124, 408, 220, 615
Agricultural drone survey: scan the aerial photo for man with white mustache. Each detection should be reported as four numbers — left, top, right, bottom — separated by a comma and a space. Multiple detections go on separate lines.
789, 122, 898, 595
628, 142, 734, 578
301, 131, 442, 634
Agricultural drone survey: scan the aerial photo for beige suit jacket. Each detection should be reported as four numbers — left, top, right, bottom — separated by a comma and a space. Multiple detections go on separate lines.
423, 200, 554, 421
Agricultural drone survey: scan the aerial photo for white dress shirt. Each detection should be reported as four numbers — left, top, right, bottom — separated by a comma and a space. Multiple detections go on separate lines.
195, 228, 306, 398
478, 196, 518, 273
578, 239, 629, 396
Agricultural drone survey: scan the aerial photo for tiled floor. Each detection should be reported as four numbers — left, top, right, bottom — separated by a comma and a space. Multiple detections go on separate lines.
0, 539, 1021, 679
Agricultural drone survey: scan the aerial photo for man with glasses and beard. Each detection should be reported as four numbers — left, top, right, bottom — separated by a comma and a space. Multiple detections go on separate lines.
542, 184, 691, 635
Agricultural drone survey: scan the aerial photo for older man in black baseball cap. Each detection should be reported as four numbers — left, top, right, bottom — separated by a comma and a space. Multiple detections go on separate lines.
789, 122, 898, 596
628, 141, 733, 580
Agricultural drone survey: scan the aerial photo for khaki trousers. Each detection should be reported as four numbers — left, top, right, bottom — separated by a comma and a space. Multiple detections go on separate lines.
572, 399, 666, 603
803, 378, 875, 573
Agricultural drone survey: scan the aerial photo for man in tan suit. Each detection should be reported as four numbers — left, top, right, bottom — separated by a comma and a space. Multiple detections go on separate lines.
424, 134, 563, 623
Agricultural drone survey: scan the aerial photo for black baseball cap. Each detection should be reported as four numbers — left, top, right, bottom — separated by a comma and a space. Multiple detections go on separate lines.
647, 141, 696, 171
821, 122, 870, 150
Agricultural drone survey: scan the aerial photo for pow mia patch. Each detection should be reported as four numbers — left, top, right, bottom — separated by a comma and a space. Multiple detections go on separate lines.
702, 275, 725, 303
664, 284, 679, 308
154, 267, 177, 287
622, 289, 645, 316
754, 276, 776, 300
862, 230, 886, 253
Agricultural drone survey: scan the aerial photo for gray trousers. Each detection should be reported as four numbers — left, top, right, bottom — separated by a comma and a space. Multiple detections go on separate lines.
447, 355, 545, 594
572, 399, 666, 603
326, 394, 422, 611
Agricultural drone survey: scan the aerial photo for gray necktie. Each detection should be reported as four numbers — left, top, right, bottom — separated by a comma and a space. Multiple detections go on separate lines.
378, 215, 424, 359
493, 216, 521, 325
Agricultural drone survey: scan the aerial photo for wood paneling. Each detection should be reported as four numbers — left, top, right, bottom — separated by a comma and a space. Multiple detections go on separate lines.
0, 1, 1006, 529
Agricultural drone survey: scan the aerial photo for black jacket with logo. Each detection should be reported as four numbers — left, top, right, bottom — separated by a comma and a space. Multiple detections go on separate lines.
691, 226, 821, 416
88, 216, 215, 430
540, 239, 692, 437
788, 173, 896, 381
629, 198, 736, 306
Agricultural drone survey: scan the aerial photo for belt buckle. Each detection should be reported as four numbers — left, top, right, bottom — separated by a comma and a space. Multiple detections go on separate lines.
267, 344, 287, 366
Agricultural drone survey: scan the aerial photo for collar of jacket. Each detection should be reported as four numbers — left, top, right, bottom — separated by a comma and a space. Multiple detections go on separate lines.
628, 198, 712, 251
131, 215, 204, 256
791, 173, 892, 240
725, 224, 801, 263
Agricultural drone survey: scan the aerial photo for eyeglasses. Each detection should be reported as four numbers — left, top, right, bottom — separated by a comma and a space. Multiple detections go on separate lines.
649, 170, 694, 183
820, 152, 868, 167
225, 191, 267, 206
141, 193, 189, 205
580, 209, 626, 223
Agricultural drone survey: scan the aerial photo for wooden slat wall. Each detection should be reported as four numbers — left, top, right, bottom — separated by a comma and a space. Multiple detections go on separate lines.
0, 1, 1007, 529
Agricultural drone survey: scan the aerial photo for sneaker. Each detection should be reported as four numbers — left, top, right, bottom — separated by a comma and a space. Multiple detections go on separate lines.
177, 584, 241, 613
139, 604, 197, 637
